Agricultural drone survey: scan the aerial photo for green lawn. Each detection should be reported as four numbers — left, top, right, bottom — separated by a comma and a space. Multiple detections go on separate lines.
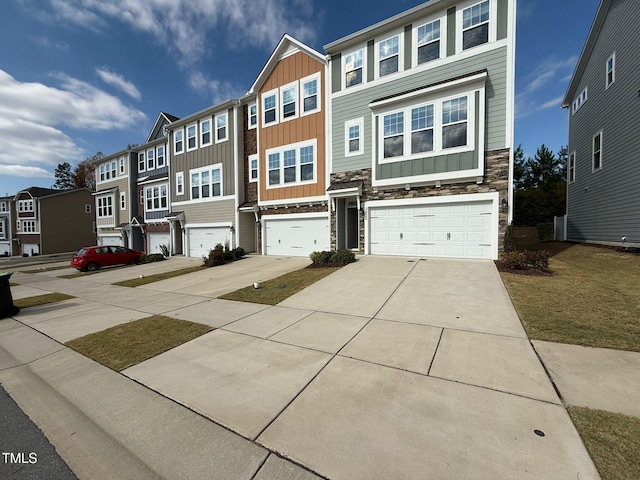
66, 315, 212, 371
14, 293, 74, 309
21, 265, 73, 274
220, 266, 340, 305
113, 266, 204, 287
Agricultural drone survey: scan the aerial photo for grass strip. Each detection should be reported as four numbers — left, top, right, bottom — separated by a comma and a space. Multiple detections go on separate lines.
112, 266, 204, 287
14, 293, 74, 309
66, 315, 212, 372
22, 265, 73, 274
220, 266, 339, 305
568, 407, 640, 480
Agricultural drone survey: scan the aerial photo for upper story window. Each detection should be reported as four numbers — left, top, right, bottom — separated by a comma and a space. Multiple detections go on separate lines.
18, 199, 34, 213
377, 35, 400, 78
568, 152, 576, 183
263, 90, 278, 126
462, 0, 490, 50
593, 131, 602, 171
301, 73, 320, 115
145, 184, 168, 212
442, 96, 468, 149
345, 118, 364, 156
157, 145, 165, 168
416, 19, 441, 65
22, 220, 36, 233
606, 53, 615, 89
249, 155, 258, 183
119, 157, 125, 174
120, 192, 126, 210
190, 165, 222, 199
216, 113, 228, 143
138, 152, 145, 173
201, 118, 212, 146
97, 196, 113, 218
266, 140, 316, 188
0, 201, 7, 212
344, 48, 364, 88
176, 172, 184, 196
281, 83, 298, 120
147, 148, 155, 170
248, 103, 257, 129
0, 218, 4, 238
572, 87, 588, 114
174, 129, 184, 154
186, 124, 197, 151
100, 160, 117, 181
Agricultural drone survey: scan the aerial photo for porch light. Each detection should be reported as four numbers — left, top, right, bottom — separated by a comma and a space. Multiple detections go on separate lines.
501, 198, 508, 213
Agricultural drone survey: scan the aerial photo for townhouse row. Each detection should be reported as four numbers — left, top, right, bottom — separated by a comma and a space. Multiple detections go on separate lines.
1, 0, 516, 260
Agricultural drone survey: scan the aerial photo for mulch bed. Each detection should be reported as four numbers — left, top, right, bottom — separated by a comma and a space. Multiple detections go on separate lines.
494, 261, 554, 276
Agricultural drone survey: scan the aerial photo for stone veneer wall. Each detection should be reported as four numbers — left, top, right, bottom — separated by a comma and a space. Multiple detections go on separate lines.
330, 148, 511, 253
257, 204, 329, 254
243, 104, 258, 203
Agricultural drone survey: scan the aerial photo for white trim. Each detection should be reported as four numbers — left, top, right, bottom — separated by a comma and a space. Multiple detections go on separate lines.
261, 212, 330, 256
215, 112, 228, 143
144, 183, 169, 213
146, 148, 155, 171
174, 127, 184, 155
189, 164, 224, 200
137, 152, 145, 174
342, 44, 367, 91
262, 88, 279, 127
568, 151, 576, 183
300, 72, 322, 117
172, 194, 235, 207
185, 222, 233, 229
186, 123, 198, 152
365, 191, 499, 259
258, 195, 328, 207
345, 117, 364, 157
412, 13, 447, 68
374, 30, 404, 80
592, 130, 603, 172
156, 144, 166, 168
605, 51, 615, 89
456, 0, 495, 54
266, 139, 318, 189
119, 156, 126, 174
120, 192, 126, 211
200, 117, 213, 147
280, 80, 299, 122
248, 103, 258, 130
248, 154, 259, 183
176, 171, 184, 196
233, 102, 240, 250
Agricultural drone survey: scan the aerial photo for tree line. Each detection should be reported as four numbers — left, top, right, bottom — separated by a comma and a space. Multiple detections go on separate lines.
52, 152, 103, 191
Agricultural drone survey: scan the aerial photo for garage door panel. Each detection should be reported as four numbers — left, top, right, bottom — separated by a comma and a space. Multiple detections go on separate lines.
188, 228, 230, 257
265, 217, 329, 257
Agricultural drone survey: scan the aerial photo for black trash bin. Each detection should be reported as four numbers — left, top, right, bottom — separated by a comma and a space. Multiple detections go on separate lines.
0, 272, 20, 319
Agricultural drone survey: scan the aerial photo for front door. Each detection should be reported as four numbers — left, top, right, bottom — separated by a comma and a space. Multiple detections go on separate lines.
346, 206, 359, 249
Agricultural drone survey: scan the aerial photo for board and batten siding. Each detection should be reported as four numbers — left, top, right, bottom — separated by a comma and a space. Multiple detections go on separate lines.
171, 107, 236, 202
567, 0, 640, 243
180, 198, 236, 225
331, 46, 508, 174
259, 51, 327, 203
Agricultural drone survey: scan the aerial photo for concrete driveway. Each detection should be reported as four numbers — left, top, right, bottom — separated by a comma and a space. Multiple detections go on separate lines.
122, 256, 599, 480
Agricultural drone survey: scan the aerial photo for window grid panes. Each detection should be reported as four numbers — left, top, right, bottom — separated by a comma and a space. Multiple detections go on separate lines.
157, 146, 165, 167
249, 104, 257, 128
268, 153, 280, 185
264, 94, 277, 124
442, 96, 468, 149
348, 125, 360, 153
593, 133, 602, 170
379, 36, 399, 76
201, 119, 211, 145
147, 149, 154, 170
187, 125, 197, 150
174, 129, 184, 153
216, 114, 227, 142
462, 1, 489, 50
383, 112, 404, 158
283, 149, 296, 183
417, 20, 441, 64
302, 79, 318, 113
411, 105, 435, 154
345, 49, 363, 88
282, 87, 296, 119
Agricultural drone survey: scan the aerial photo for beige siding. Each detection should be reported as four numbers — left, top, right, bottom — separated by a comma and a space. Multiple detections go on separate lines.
181, 198, 236, 225
238, 212, 257, 252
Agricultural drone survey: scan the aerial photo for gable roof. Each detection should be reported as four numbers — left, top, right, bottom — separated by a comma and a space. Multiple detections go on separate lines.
147, 112, 180, 143
562, 0, 610, 107
248, 34, 326, 95
14, 186, 90, 201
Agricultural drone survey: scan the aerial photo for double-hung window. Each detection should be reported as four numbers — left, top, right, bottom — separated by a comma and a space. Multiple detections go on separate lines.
462, 0, 490, 50
138, 153, 145, 172
383, 112, 404, 158
0, 219, 4, 239
146, 185, 168, 211
345, 118, 364, 156
593, 131, 602, 171
0, 202, 6, 212
97, 196, 113, 217
190, 166, 222, 199
378, 35, 400, 77
120, 192, 126, 210
344, 48, 364, 88
281, 83, 297, 120
157, 145, 165, 168
606, 53, 615, 89
174, 129, 184, 154
99, 164, 106, 182
186, 124, 197, 151
176, 172, 184, 195
568, 152, 576, 183
442, 96, 468, 149
18, 199, 34, 213
416, 19, 441, 65
248, 103, 257, 129
147, 149, 155, 170
301, 74, 320, 114
23, 220, 36, 233
201, 119, 212, 146
119, 157, 125, 174
266, 140, 316, 188
411, 104, 435, 154
249, 155, 258, 182
263, 90, 278, 125
215, 113, 228, 143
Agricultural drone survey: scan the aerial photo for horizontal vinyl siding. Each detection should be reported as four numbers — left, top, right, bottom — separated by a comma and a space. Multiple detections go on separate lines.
331, 46, 508, 173
567, 0, 640, 243
181, 198, 236, 225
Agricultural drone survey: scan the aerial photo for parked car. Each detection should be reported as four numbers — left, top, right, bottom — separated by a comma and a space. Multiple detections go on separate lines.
71, 246, 143, 272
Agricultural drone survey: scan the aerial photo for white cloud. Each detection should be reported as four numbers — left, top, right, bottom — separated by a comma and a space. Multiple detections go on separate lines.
96, 67, 141, 100
0, 70, 147, 183
39, 0, 319, 67
521, 56, 578, 95
188, 72, 244, 105
539, 95, 564, 110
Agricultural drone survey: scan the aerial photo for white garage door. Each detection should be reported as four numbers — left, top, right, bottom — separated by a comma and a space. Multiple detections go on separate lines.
22, 243, 39, 256
369, 201, 494, 259
188, 227, 230, 258
148, 233, 170, 255
264, 216, 330, 256
99, 236, 123, 247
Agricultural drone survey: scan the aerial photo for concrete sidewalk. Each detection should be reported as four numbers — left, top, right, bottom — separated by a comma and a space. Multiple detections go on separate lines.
2, 256, 602, 479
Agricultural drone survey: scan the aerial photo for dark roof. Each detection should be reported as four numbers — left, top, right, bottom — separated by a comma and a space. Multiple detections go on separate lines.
137, 172, 168, 184
162, 112, 180, 122
19, 187, 64, 198
327, 180, 364, 192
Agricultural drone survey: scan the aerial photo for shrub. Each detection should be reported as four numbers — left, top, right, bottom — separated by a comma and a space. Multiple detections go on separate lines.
503, 224, 516, 253
202, 243, 245, 267
144, 253, 165, 263
231, 247, 246, 260
537, 222, 554, 242
136, 253, 147, 264
310, 249, 356, 266
499, 250, 550, 271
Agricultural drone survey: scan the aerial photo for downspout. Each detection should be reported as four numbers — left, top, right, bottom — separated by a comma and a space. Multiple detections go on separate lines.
37, 198, 43, 254
166, 140, 173, 257
233, 100, 240, 250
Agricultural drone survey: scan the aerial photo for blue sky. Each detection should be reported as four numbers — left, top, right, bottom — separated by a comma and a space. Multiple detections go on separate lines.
0, 0, 600, 196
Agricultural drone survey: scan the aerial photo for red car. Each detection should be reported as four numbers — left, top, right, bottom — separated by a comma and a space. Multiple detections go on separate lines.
71, 246, 143, 272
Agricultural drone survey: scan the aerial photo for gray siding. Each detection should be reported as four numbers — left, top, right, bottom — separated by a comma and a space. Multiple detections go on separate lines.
331, 46, 508, 173
447, 7, 456, 56
567, 0, 640, 243
171, 107, 236, 202
181, 198, 235, 225
238, 211, 257, 252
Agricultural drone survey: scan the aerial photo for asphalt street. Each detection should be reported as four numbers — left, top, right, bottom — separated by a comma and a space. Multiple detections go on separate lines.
0, 384, 77, 480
